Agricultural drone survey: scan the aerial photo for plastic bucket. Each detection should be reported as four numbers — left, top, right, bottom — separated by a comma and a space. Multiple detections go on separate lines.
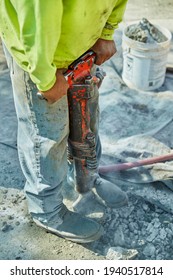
122, 24, 172, 91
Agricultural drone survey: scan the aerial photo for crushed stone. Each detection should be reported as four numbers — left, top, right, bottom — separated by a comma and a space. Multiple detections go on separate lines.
125, 18, 168, 43
95, 194, 173, 260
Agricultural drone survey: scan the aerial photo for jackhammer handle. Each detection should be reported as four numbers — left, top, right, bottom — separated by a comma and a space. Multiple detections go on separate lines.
37, 50, 98, 100
64, 50, 96, 86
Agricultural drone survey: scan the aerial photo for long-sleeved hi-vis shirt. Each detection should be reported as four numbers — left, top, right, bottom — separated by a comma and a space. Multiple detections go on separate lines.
0, 0, 128, 91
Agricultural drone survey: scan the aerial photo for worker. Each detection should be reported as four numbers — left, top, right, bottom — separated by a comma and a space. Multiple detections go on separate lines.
0, 0, 128, 243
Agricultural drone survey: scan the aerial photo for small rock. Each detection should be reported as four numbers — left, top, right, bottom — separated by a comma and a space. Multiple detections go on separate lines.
1, 223, 14, 232
156, 254, 164, 260
106, 246, 138, 260
153, 218, 161, 228
114, 227, 126, 247
137, 239, 145, 246
15, 256, 22, 260
142, 203, 149, 212
165, 228, 172, 235
128, 223, 134, 232
159, 228, 167, 240
146, 229, 158, 242
143, 243, 156, 257
119, 206, 134, 218
2, 189, 8, 194
8, 215, 14, 220
109, 219, 118, 229
146, 223, 153, 233
155, 208, 164, 214
169, 223, 173, 231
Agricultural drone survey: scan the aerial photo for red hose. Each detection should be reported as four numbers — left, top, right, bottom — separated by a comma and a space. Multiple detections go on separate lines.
99, 152, 173, 173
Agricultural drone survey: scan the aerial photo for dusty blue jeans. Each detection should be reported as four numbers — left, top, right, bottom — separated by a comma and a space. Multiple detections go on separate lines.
3, 44, 101, 226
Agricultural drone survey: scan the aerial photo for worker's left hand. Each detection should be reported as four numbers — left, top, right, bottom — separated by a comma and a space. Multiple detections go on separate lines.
91, 38, 117, 65
38, 69, 69, 104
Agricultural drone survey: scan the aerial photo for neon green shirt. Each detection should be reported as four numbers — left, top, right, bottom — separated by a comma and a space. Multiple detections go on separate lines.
0, 0, 127, 91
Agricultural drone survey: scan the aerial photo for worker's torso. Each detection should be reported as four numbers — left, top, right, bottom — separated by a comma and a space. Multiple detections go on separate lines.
0, 0, 117, 69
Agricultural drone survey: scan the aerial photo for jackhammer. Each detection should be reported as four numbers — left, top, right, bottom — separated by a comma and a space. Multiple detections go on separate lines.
65, 51, 105, 195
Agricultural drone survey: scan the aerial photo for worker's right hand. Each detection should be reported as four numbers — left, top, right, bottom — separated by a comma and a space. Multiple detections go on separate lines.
38, 69, 69, 104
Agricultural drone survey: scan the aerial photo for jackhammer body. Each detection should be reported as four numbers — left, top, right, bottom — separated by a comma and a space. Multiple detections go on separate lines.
65, 51, 105, 194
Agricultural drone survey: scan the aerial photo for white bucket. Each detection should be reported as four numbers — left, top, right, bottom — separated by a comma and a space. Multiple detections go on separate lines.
122, 24, 172, 91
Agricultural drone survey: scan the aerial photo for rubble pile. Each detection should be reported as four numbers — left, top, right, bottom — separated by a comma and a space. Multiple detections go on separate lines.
125, 18, 168, 43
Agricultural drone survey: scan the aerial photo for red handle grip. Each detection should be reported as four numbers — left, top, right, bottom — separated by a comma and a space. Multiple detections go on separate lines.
64, 50, 96, 86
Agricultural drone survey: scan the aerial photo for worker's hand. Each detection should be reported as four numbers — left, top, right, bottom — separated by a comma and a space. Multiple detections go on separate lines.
91, 38, 117, 65
38, 69, 69, 104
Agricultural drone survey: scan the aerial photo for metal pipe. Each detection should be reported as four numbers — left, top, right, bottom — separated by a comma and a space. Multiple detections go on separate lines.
99, 152, 173, 173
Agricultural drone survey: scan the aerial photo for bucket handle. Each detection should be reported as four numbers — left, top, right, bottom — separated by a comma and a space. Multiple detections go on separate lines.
123, 47, 130, 55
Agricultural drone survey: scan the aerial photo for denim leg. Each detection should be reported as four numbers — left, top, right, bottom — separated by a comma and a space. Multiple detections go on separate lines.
3, 45, 69, 226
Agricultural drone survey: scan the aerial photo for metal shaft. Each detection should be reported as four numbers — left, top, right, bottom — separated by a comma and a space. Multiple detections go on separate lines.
67, 82, 98, 193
